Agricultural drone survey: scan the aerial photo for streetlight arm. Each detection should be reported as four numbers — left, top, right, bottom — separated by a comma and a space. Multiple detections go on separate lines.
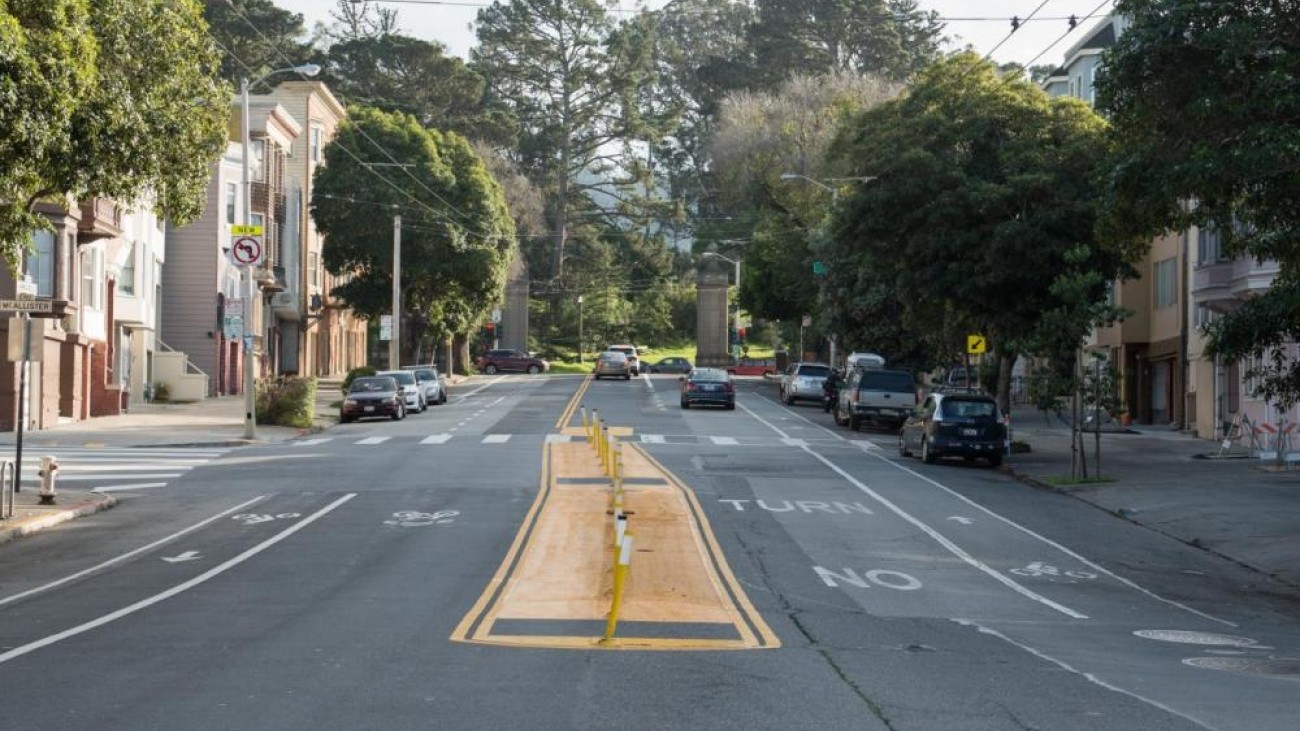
779, 173, 835, 195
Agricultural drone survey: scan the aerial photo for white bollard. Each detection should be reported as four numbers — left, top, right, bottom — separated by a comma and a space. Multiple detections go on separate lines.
37, 455, 58, 505
615, 511, 627, 547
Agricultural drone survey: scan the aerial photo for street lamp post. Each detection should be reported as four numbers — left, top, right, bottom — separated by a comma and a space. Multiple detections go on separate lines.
240, 62, 321, 440
577, 295, 584, 364
703, 252, 741, 359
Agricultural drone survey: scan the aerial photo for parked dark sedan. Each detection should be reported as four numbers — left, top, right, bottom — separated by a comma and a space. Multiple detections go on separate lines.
340, 376, 406, 423
648, 356, 692, 374
680, 368, 735, 410
898, 392, 1006, 467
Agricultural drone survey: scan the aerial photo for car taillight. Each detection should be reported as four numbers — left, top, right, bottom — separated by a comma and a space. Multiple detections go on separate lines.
686, 382, 697, 391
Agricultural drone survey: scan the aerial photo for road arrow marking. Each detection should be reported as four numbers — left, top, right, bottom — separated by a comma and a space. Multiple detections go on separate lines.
162, 551, 202, 563
947, 516, 974, 525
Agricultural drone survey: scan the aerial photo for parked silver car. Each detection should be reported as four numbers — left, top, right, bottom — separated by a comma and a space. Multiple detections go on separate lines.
779, 362, 831, 406
402, 365, 447, 405
377, 370, 426, 413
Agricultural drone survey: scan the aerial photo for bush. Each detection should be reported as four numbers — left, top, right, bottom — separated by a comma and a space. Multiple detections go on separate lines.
256, 376, 317, 428
341, 365, 377, 393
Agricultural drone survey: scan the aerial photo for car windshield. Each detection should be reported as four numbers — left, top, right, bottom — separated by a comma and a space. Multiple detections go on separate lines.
350, 377, 396, 393
796, 365, 830, 377
412, 369, 436, 381
610, 347, 635, 356
860, 371, 915, 392
942, 399, 997, 418
381, 371, 416, 386
690, 368, 728, 382
601, 352, 627, 362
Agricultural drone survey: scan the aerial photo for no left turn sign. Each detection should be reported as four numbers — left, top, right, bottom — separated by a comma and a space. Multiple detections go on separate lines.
231, 236, 262, 267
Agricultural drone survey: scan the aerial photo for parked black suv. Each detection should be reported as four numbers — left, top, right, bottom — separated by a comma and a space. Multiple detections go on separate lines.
898, 392, 1007, 467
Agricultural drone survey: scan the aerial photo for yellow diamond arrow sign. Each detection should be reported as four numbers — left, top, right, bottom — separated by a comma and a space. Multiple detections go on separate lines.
966, 334, 987, 355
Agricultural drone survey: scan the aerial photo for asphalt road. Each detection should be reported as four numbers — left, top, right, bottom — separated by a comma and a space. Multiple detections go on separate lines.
0, 373, 1298, 731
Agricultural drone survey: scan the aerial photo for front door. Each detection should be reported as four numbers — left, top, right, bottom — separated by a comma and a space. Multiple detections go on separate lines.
1150, 360, 1170, 423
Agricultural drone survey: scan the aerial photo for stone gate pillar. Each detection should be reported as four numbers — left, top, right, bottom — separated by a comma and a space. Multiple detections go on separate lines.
696, 262, 730, 367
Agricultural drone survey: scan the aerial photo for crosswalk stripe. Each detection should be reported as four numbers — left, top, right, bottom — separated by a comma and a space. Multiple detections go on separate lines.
355, 437, 390, 445
295, 438, 332, 446
710, 436, 739, 446
56, 473, 185, 481
544, 434, 574, 444
481, 434, 511, 444
641, 434, 666, 444
421, 434, 453, 444
22, 464, 195, 473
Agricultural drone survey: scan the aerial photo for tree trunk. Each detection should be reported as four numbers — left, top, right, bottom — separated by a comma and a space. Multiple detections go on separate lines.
453, 333, 472, 376
996, 351, 1016, 415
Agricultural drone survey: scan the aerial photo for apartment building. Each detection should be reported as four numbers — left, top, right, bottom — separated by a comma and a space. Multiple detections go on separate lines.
264, 81, 366, 377
1044, 14, 1189, 427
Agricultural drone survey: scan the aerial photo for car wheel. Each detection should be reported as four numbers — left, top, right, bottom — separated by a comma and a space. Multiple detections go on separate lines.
988, 454, 1004, 468
624, 374, 631, 380
784, 391, 796, 406
391, 405, 403, 421
680, 399, 689, 409
484, 364, 498, 375
898, 435, 911, 457
921, 437, 937, 464
527, 364, 541, 374
849, 415, 861, 432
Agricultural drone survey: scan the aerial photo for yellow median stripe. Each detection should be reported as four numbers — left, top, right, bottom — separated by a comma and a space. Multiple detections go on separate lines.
553, 374, 594, 430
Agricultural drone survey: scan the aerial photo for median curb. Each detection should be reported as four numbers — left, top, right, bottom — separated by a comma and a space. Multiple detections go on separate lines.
0, 491, 118, 546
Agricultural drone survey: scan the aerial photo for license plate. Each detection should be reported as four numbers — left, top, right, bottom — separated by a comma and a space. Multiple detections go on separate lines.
702, 384, 717, 391
364, 406, 375, 412
962, 428, 978, 436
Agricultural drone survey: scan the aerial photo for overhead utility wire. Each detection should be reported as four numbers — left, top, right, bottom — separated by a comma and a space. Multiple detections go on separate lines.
981, 0, 1052, 62
1022, 0, 1116, 69
225, 1, 491, 238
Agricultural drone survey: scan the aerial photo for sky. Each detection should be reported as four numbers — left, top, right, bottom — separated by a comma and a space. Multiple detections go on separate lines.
276, 0, 1115, 69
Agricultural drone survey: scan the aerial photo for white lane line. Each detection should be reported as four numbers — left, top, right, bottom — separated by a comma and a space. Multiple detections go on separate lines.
782, 438, 809, 447
952, 619, 1215, 731
355, 437, 390, 445
801, 445, 1088, 619
865, 449, 1236, 627
641, 434, 666, 444
421, 434, 453, 444
459, 376, 508, 399
0, 495, 268, 609
295, 438, 332, 446
28, 464, 196, 473
482, 434, 511, 444
0, 493, 355, 666
55, 473, 185, 481
736, 400, 1086, 619
642, 372, 655, 391
710, 436, 739, 446
93, 483, 169, 492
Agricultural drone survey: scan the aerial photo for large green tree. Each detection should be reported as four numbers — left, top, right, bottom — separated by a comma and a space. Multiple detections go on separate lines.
828, 54, 1144, 406
0, 0, 228, 268
202, 0, 313, 86
1099, 0, 1300, 407
311, 107, 516, 369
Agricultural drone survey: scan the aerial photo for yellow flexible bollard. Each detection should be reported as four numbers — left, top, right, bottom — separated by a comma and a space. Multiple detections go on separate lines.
602, 532, 634, 642
601, 426, 611, 475
589, 410, 599, 445
580, 406, 588, 431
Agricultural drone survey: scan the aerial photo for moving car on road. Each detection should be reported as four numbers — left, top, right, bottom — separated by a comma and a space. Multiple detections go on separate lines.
898, 391, 1006, 467
402, 364, 447, 405
605, 344, 642, 375
378, 370, 426, 413
340, 376, 406, 422
779, 362, 831, 405
680, 367, 736, 410
476, 349, 550, 375
594, 351, 633, 380
647, 356, 692, 374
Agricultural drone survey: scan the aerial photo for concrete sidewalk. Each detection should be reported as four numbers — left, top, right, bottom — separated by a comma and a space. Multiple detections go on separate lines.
1008, 409, 1300, 587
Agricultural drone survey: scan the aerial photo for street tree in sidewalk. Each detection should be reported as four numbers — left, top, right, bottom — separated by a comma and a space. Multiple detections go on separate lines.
827, 53, 1145, 411
0, 0, 229, 269
311, 107, 516, 370
1098, 0, 1300, 409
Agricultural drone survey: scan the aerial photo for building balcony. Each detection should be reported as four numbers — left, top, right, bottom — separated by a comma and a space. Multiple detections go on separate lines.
1230, 258, 1279, 301
1192, 261, 1235, 313
77, 197, 124, 242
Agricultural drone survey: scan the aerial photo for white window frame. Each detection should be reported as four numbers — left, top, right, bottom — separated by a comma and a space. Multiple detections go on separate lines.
25, 229, 56, 297
81, 247, 103, 310
308, 251, 319, 289
310, 125, 324, 164
120, 241, 136, 296
1154, 257, 1177, 309
226, 182, 238, 224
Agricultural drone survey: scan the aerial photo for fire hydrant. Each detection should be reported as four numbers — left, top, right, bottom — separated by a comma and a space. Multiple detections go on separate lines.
37, 455, 58, 505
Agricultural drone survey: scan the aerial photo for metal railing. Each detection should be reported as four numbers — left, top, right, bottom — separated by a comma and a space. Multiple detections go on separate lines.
156, 338, 210, 378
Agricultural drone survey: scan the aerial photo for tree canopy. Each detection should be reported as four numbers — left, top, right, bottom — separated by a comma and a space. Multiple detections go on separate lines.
826, 54, 1143, 400
1099, 0, 1300, 407
0, 0, 229, 268
311, 107, 516, 364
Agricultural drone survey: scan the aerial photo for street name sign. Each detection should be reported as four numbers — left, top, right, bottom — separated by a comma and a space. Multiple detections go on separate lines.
0, 299, 53, 313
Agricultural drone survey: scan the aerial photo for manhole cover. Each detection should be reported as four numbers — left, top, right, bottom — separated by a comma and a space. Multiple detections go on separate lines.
1134, 630, 1258, 647
1183, 656, 1300, 677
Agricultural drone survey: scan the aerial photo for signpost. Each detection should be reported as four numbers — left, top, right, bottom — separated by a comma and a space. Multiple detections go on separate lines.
964, 333, 987, 392
231, 225, 263, 440
379, 314, 393, 342
2, 285, 43, 493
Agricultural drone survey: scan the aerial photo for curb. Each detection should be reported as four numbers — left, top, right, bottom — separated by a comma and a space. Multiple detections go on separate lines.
0, 493, 118, 546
